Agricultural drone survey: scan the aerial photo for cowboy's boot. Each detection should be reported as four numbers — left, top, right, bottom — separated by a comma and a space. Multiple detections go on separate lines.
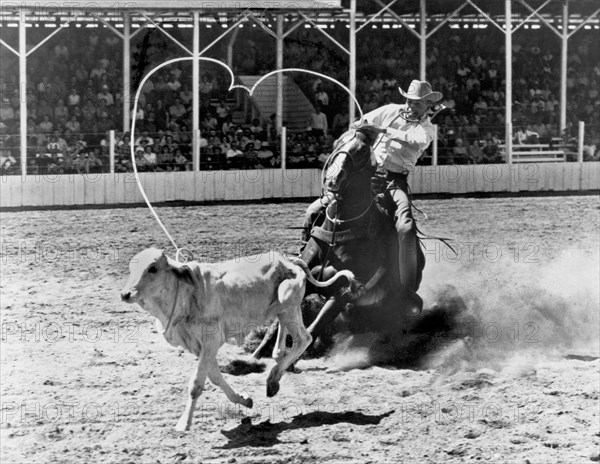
398, 232, 423, 316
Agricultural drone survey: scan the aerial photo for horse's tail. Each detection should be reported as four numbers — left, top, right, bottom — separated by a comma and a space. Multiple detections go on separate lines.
291, 258, 355, 288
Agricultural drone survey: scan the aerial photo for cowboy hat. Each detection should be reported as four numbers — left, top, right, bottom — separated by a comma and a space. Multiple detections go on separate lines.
399, 80, 443, 102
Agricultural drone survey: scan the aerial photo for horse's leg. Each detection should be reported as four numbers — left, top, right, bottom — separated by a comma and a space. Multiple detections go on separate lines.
252, 319, 279, 359
308, 296, 344, 341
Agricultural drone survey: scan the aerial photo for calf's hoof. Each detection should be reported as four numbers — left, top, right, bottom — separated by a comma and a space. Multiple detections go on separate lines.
241, 394, 253, 409
175, 419, 190, 432
266, 380, 280, 398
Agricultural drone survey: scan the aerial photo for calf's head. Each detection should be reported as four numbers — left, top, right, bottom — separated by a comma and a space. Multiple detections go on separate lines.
120, 247, 195, 304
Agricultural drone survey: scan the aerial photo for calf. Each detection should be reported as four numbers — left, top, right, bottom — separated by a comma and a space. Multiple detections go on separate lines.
120, 247, 353, 431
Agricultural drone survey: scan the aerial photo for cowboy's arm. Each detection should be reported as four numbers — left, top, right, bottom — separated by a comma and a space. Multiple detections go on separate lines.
353, 105, 389, 128
385, 125, 432, 146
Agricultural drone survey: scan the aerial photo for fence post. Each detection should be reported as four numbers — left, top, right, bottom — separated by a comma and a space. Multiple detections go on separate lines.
577, 121, 585, 163
281, 126, 287, 172
193, 129, 200, 171
432, 124, 438, 166
109, 130, 115, 174
505, 122, 513, 164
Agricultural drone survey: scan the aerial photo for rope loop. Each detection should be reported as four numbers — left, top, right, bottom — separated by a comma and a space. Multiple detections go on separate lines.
175, 248, 194, 263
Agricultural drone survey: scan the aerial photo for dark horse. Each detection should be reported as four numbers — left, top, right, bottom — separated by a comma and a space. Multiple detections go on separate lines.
298, 125, 426, 345
252, 125, 426, 359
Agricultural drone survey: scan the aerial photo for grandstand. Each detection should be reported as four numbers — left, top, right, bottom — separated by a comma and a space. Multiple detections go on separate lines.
0, 1, 598, 206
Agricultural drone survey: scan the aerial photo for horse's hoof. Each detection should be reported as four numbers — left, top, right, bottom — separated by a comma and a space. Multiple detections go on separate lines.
266, 381, 280, 398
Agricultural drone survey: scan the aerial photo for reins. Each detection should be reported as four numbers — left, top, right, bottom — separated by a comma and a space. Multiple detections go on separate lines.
325, 198, 374, 225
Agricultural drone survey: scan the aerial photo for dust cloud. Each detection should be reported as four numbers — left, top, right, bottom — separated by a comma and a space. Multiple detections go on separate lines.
327, 247, 600, 372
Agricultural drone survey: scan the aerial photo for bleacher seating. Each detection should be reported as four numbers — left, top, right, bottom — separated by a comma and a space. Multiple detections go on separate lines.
0, 18, 598, 174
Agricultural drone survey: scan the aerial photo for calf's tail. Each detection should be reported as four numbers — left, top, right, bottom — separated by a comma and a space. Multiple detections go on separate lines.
290, 258, 355, 288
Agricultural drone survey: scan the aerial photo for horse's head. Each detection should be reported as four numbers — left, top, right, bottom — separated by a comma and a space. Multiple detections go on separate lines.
323, 126, 380, 196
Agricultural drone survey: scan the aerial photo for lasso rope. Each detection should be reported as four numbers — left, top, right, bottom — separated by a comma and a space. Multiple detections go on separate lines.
129, 59, 363, 263
130, 57, 194, 262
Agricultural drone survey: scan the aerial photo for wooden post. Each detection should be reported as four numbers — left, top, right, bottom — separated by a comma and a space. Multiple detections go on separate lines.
432, 124, 438, 166
504, 0, 513, 164
109, 130, 115, 174
578, 120, 584, 163
281, 126, 287, 171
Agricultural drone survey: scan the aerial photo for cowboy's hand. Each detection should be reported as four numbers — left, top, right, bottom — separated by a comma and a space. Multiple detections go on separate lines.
356, 124, 386, 140
370, 174, 387, 195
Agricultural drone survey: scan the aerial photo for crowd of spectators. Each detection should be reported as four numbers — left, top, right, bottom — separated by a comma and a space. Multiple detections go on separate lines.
351, 26, 599, 163
1, 20, 598, 176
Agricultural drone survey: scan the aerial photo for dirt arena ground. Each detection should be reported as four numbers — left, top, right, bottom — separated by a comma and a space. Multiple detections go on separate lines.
1, 195, 599, 464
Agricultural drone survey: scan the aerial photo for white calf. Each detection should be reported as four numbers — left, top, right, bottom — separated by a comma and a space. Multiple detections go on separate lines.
121, 247, 353, 431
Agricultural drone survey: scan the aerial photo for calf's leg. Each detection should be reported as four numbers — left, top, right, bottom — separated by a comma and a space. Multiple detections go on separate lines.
272, 322, 288, 362
175, 340, 219, 431
266, 308, 312, 397
207, 359, 253, 408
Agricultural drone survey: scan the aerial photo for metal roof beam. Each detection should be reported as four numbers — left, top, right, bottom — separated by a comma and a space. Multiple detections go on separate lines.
0, 39, 19, 56
568, 7, 600, 37
356, 0, 400, 33
427, 1, 469, 38
373, 0, 420, 39
466, 0, 505, 34
298, 11, 349, 55
512, 0, 552, 33
140, 13, 192, 55
26, 21, 71, 57
89, 12, 124, 39
282, 17, 306, 38
247, 13, 278, 39
198, 11, 252, 56
518, 0, 561, 37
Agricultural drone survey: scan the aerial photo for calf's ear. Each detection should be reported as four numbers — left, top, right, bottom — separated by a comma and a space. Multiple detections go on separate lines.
171, 264, 196, 286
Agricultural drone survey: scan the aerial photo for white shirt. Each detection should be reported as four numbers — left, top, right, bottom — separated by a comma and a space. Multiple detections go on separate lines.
143, 152, 157, 164
309, 111, 328, 132
68, 93, 80, 106
359, 103, 435, 174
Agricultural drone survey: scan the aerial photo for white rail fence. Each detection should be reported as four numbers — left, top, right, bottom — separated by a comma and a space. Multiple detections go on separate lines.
1, 163, 598, 208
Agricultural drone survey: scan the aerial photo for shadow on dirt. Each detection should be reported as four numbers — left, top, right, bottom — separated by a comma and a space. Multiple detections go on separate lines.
219, 359, 267, 376
219, 409, 395, 448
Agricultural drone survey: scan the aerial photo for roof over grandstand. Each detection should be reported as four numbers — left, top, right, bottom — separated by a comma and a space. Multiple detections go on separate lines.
354, 0, 600, 16
0, 1, 343, 11
0, 0, 597, 24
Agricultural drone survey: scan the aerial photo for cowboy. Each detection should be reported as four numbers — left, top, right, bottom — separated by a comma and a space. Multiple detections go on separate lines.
302, 79, 443, 314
